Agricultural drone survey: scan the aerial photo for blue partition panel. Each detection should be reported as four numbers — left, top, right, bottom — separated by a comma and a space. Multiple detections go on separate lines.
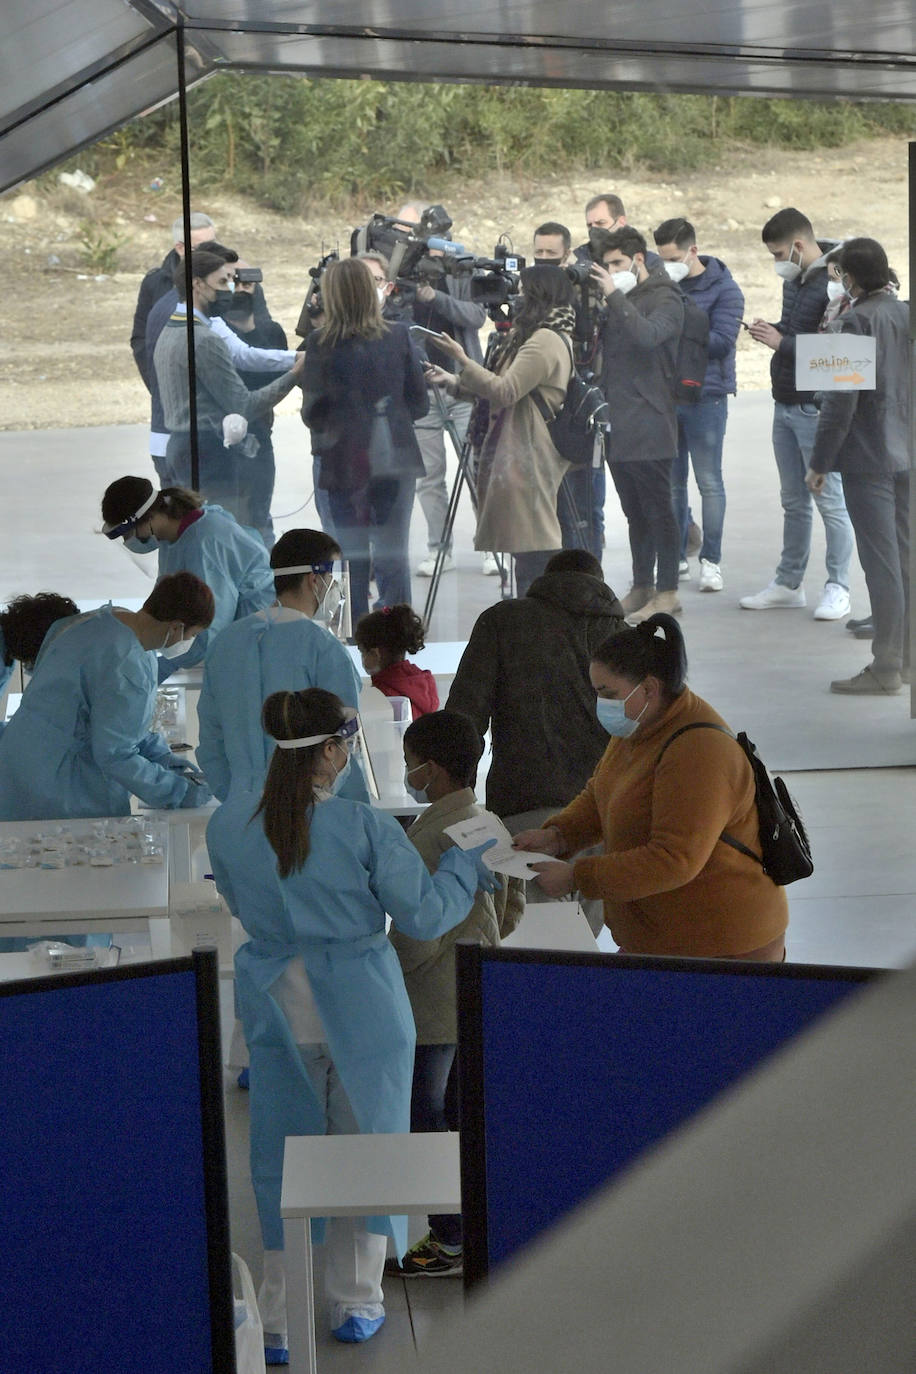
457, 949, 878, 1287
0, 952, 234, 1372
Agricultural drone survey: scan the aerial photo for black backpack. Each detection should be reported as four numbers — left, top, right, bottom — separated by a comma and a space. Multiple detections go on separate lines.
674, 296, 710, 404
532, 335, 612, 469
657, 723, 814, 886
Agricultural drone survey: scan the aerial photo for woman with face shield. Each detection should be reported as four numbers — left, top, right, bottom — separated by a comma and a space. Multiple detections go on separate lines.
425, 264, 575, 597
101, 476, 274, 682
301, 256, 429, 622
205, 686, 496, 1359
0, 572, 215, 820
513, 615, 789, 961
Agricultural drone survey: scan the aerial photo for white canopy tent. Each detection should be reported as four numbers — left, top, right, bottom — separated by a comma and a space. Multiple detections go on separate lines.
3, 1, 916, 195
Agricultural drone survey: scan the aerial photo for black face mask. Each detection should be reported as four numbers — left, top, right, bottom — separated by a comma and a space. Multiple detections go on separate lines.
225, 293, 255, 323
207, 289, 236, 319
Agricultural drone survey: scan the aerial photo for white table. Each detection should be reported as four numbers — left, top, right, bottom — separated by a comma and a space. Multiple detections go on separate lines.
501, 899, 599, 953
281, 1132, 461, 1374
0, 818, 169, 944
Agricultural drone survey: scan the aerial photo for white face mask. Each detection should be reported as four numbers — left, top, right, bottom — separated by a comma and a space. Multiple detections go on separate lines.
159, 625, 196, 659
611, 270, 638, 295
826, 279, 847, 302
774, 244, 802, 282
404, 761, 431, 804
664, 260, 689, 283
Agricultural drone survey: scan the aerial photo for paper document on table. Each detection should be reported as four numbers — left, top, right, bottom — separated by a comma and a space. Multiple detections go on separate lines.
443, 815, 555, 879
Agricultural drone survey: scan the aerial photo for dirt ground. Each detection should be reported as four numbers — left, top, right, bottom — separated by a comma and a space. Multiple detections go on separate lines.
0, 136, 911, 431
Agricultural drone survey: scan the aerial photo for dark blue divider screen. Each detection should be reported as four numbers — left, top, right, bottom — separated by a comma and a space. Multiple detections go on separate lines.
476, 956, 869, 1274
0, 965, 217, 1372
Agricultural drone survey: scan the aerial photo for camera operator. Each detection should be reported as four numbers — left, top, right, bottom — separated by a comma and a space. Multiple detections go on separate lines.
394, 203, 488, 579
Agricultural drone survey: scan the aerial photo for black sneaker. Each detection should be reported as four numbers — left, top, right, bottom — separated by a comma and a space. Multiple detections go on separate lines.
846, 616, 875, 638
384, 1232, 463, 1277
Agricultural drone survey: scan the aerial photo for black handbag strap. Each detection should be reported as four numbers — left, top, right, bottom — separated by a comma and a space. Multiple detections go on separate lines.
531, 332, 576, 424
656, 722, 762, 866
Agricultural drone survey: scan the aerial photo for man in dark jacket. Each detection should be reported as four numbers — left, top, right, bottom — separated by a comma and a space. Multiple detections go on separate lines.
592, 227, 685, 623
130, 212, 216, 389
654, 217, 745, 593
743, 208, 854, 619
446, 549, 625, 831
806, 237, 910, 694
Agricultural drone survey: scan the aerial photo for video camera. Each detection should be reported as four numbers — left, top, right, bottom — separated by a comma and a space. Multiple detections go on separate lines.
295, 249, 339, 338
350, 204, 464, 292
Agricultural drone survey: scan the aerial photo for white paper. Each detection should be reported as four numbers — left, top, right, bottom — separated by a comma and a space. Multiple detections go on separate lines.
795, 333, 876, 391
443, 816, 556, 878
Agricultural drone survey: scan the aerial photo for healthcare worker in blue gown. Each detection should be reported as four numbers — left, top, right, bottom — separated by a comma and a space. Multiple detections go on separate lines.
0, 592, 79, 736
0, 575, 216, 950
0, 573, 215, 822
100, 476, 274, 682
197, 526, 368, 803
206, 688, 496, 1360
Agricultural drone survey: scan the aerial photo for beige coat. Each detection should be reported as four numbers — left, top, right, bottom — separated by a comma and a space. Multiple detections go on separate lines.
391, 789, 525, 1043
459, 328, 572, 553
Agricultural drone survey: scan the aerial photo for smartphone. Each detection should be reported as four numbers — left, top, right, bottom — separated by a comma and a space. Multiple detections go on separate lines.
409, 325, 446, 341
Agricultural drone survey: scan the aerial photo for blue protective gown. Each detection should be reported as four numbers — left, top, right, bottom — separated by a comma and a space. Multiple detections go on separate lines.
206, 793, 477, 1253
145, 505, 274, 681
196, 605, 369, 803
0, 626, 12, 737
0, 605, 196, 819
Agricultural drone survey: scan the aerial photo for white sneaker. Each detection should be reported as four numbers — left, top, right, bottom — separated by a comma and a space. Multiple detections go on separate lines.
698, 559, 724, 593
814, 582, 851, 621
481, 552, 500, 576
678, 559, 690, 580
416, 552, 453, 577
739, 580, 806, 610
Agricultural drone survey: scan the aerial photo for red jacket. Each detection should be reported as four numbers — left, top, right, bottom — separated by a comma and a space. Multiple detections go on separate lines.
371, 659, 440, 719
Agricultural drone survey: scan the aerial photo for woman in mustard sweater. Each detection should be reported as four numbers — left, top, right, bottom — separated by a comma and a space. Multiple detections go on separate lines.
514, 614, 788, 960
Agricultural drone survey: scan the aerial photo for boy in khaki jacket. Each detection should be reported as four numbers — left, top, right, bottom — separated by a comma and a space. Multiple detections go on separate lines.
387, 710, 524, 1277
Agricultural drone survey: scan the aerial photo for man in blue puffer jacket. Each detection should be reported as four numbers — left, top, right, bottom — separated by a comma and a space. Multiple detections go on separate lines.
654, 217, 745, 593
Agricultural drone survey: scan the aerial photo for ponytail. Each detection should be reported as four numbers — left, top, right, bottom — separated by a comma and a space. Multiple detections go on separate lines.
591, 613, 687, 699
255, 688, 347, 878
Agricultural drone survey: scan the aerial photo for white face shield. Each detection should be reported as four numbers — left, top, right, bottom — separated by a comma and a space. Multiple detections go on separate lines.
272, 558, 351, 642
99, 491, 160, 578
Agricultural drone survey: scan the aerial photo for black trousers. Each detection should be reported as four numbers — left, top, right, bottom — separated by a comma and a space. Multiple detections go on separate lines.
609, 458, 680, 592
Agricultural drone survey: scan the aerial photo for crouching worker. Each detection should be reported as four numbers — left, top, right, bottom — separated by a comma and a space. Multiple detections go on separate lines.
388, 709, 525, 1278
205, 688, 498, 1362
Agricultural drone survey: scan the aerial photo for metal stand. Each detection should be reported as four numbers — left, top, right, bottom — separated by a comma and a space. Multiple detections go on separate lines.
421, 333, 511, 631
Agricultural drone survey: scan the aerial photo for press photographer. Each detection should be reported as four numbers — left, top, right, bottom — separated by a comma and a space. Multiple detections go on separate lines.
382, 203, 488, 578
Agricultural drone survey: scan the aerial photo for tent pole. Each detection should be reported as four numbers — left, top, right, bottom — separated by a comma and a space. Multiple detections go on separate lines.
176, 21, 200, 492
909, 142, 915, 717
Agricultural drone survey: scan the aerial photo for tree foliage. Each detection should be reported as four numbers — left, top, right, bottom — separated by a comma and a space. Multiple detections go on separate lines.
68, 76, 916, 211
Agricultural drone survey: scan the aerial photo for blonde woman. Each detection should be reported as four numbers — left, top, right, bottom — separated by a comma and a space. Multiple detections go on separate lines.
301, 256, 428, 619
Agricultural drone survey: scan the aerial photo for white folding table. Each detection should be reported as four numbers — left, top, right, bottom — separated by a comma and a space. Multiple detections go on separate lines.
281, 1132, 461, 1374
0, 818, 169, 948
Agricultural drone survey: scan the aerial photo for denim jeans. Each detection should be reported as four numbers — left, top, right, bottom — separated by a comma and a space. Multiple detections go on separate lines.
328, 476, 415, 622
414, 393, 472, 553
411, 1043, 462, 1248
772, 401, 854, 589
671, 397, 728, 564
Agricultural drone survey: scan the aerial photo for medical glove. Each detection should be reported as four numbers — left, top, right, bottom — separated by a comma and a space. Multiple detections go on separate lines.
179, 778, 213, 808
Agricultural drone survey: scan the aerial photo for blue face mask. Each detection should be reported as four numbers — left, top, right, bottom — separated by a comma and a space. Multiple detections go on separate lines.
404, 762, 431, 804
329, 746, 351, 795
595, 682, 646, 738
124, 535, 156, 555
